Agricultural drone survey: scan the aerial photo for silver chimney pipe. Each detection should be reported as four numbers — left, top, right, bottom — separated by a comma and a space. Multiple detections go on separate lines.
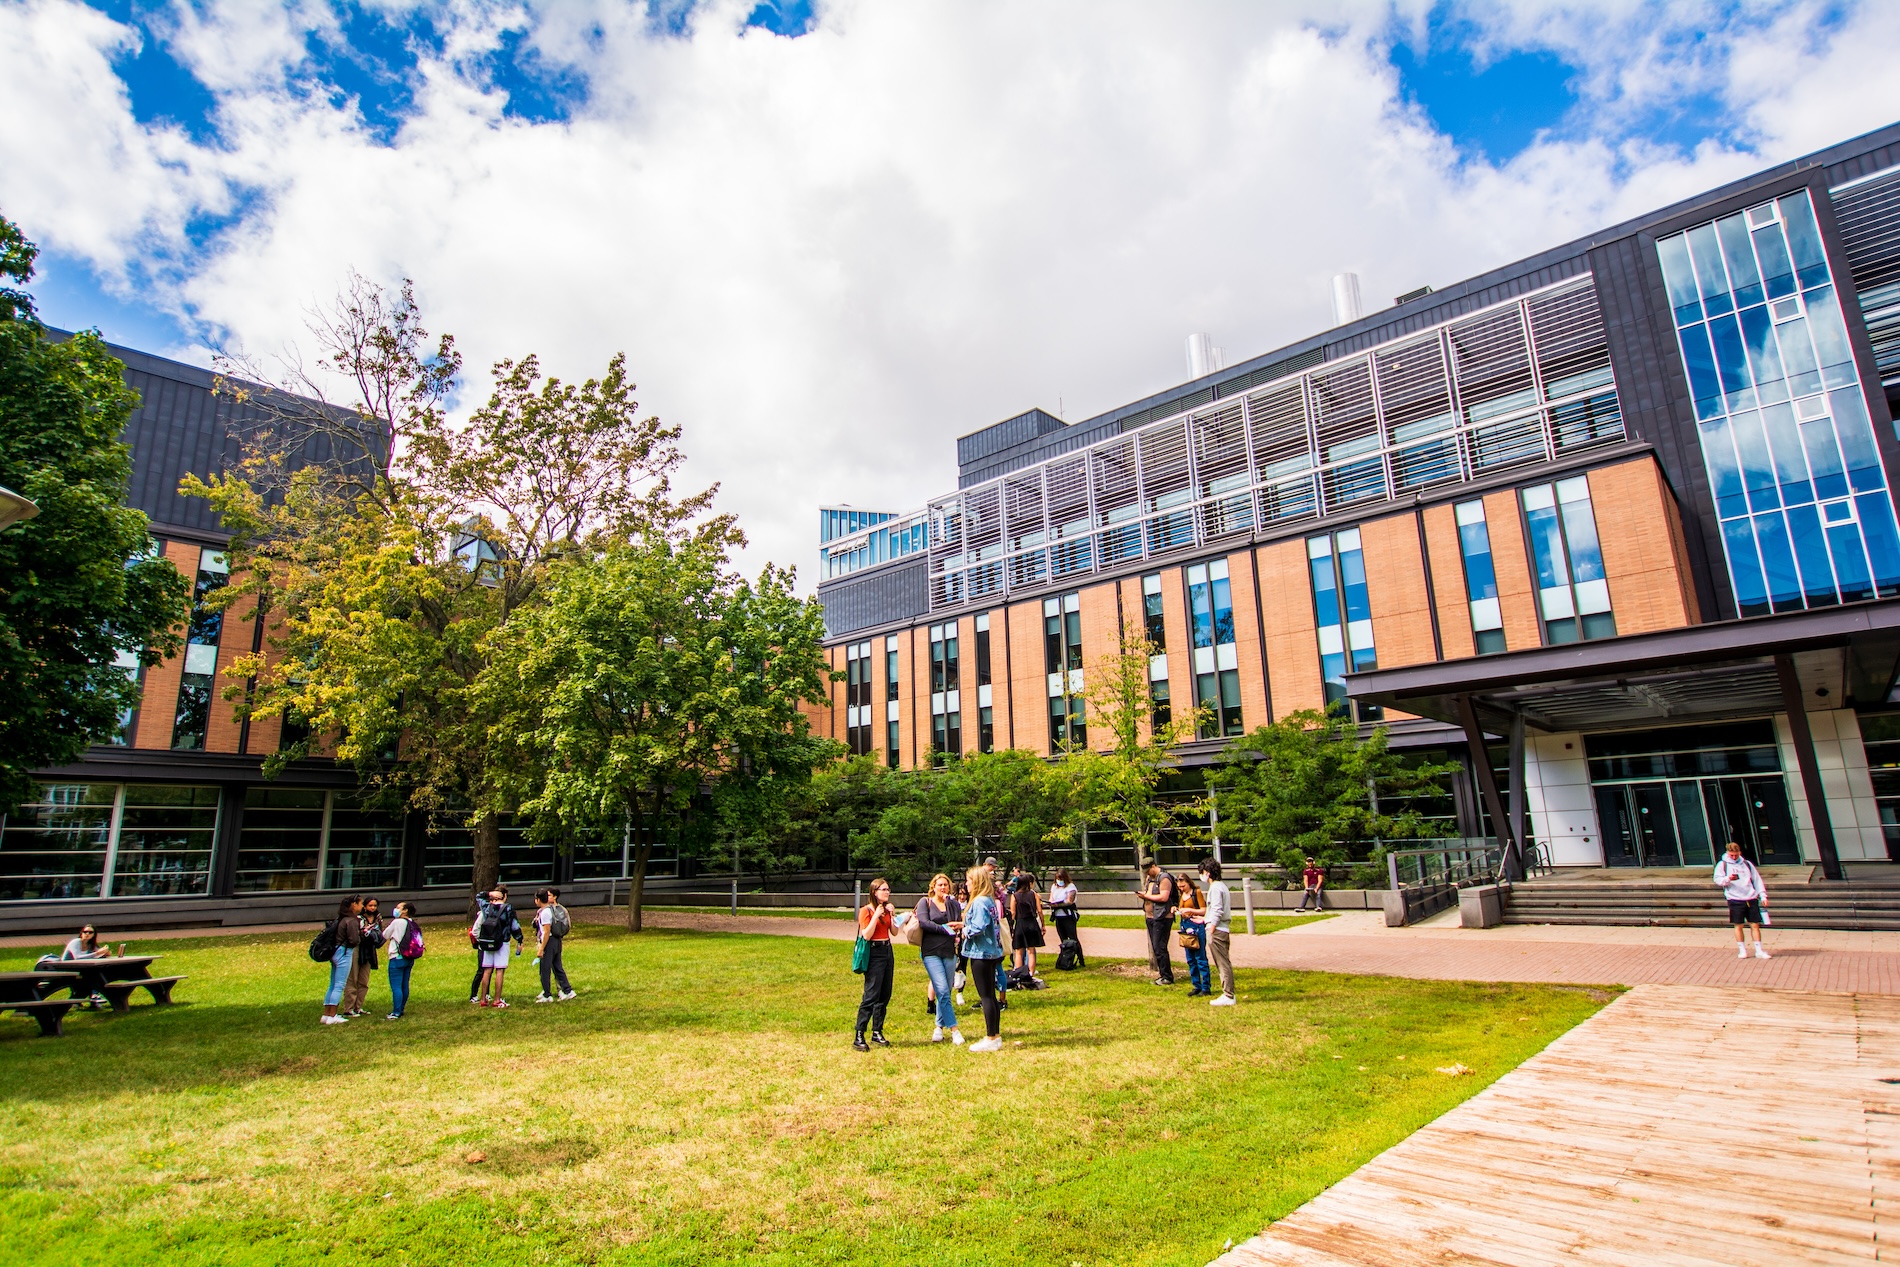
1331, 272, 1363, 325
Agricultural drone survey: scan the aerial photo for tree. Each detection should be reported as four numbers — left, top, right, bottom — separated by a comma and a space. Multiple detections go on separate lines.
1041, 620, 1210, 868
1206, 708, 1460, 871
0, 213, 189, 806
484, 536, 835, 930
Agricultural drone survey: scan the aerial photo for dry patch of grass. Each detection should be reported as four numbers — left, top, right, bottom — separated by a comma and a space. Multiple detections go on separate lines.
0, 923, 1602, 1266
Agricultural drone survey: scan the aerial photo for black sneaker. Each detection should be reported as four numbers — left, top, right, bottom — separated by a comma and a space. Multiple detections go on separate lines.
925, 996, 934, 1016
852, 1036, 870, 1052
869, 1033, 891, 1048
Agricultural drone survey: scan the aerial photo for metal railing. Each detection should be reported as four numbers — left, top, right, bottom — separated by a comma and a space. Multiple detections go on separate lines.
1385, 838, 1505, 925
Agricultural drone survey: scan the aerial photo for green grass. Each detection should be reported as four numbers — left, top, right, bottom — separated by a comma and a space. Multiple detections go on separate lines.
644, 904, 858, 920
0, 925, 1605, 1267
1079, 911, 1337, 931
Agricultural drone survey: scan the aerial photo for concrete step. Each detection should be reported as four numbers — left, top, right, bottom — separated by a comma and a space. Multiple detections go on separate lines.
1501, 880, 1900, 930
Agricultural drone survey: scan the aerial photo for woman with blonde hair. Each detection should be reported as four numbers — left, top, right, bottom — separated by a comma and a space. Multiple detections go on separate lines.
914, 872, 965, 1044
960, 865, 1006, 1052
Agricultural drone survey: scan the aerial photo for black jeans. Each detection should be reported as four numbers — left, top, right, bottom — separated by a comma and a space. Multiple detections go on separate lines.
1145, 916, 1175, 982
539, 935, 571, 995
1053, 910, 1079, 944
969, 955, 1002, 1037
855, 941, 893, 1036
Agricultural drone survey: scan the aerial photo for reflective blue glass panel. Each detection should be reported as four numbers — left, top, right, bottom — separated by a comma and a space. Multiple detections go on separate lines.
1718, 215, 1765, 309
1687, 223, 1732, 317
1699, 417, 1747, 518
1658, 233, 1702, 324
1784, 503, 1837, 605
1856, 492, 1900, 594
1779, 193, 1831, 288
1755, 512, 1804, 611
1723, 518, 1770, 617
1827, 519, 1874, 603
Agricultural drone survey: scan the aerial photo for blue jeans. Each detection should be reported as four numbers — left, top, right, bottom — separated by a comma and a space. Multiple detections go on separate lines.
922, 954, 958, 1029
1185, 943, 1210, 994
325, 946, 354, 1007
387, 956, 414, 1016
996, 959, 1009, 996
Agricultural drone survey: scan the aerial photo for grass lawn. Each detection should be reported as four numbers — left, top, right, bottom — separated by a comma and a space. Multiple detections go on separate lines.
646, 905, 857, 920
1078, 912, 1336, 931
0, 924, 1604, 1267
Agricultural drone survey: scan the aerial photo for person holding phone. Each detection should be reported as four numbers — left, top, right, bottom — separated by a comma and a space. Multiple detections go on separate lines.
1714, 840, 1771, 959
1047, 869, 1079, 945
914, 873, 965, 1045
1139, 861, 1177, 986
853, 877, 898, 1051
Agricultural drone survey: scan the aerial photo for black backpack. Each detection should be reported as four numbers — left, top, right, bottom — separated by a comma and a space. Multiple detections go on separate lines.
309, 920, 338, 963
475, 903, 511, 951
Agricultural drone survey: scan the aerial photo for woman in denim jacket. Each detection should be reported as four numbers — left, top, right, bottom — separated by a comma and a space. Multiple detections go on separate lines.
961, 865, 1007, 1052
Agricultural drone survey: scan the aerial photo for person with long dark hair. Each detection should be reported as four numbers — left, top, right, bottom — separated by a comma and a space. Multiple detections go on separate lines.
1011, 869, 1044, 977
853, 877, 898, 1051
381, 900, 420, 1020
321, 894, 363, 1025
961, 865, 1006, 1052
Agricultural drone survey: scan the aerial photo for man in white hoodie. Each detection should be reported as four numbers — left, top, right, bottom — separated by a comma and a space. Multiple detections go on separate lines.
1714, 840, 1771, 960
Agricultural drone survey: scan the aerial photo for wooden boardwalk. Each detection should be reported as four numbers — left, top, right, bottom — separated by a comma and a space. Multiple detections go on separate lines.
1216, 986, 1897, 1266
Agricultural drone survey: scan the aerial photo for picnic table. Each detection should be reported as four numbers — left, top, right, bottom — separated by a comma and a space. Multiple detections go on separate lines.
0, 970, 82, 1037
30, 954, 186, 1013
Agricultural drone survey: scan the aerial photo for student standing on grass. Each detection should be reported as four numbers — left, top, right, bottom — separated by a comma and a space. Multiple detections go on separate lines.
1139, 861, 1177, 986
1299, 857, 1326, 912
533, 888, 577, 1002
1176, 874, 1211, 997
471, 887, 523, 1007
961, 865, 1006, 1052
1047, 869, 1079, 945
914, 873, 965, 1045
321, 894, 363, 1025
1011, 870, 1044, 977
381, 901, 421, 1020
1715, 841, 1772, 960
853, 877, 898, 1051
1195, 858, 1236, 1006
341, 896, 384, 1017
953, 878, 971, 1008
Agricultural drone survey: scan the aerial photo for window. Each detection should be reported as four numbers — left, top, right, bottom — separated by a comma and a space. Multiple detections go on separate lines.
1308, 530, 1382, 721
1142, 574, 1171, 730
423, 816, 549, 888
1454, 500, 1507, 654
1044, 594, 1084, 749
113, 785, 218, 896
844, 641, 873, 756
172, 550, 228, 750
974, 613, 994, 753
1185, 560, 1242, 737
1522, 478, 1616, 643
0, 783, 221, 901
110, 648, 140, 744
884, 634, 900, 768
1656, 190, 1900, 616
324, 793, 405, 890
236, 787, 325, 891
929, 623, 962, 761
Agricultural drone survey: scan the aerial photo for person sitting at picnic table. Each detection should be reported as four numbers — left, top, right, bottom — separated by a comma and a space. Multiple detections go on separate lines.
62, 926, 112, 959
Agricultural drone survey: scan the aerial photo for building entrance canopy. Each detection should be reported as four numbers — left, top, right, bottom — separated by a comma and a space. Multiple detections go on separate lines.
1344, 599, 1900, 881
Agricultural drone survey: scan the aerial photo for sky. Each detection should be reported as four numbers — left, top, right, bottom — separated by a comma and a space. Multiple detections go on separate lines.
2, 0, 1896, 587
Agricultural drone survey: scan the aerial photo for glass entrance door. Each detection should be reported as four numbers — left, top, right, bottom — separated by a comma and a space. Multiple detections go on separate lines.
1706, 778, 1801, 865
1597, 776, 1780, 866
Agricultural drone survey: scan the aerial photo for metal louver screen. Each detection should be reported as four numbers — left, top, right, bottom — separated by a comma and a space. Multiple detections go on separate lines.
1832, 170, 1900, 291
1449, 307, 1536, 422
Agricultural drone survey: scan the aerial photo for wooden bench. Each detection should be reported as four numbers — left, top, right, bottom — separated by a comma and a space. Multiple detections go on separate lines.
0, 971, 82, 1037
97, 975, 187, 1012
32, 955, 187, 1013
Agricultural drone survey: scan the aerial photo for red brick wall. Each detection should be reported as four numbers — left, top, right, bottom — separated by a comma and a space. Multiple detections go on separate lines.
1588, 458, 1698, 634
1359, 513, 1436, 670
132, 539, 200, 749
1420, 501, 1476, 660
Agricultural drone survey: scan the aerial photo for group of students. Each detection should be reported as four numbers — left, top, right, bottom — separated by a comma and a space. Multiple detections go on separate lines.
312, 884, 578, 1024
851, 855, 1242, 1053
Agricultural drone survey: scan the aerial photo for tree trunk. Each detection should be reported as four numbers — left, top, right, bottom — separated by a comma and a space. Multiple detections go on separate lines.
627, 838, 652, 933
472, 811, 502, 909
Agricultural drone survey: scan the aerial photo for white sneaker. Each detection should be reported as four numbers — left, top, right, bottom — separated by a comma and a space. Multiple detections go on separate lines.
1210, 995, 1236, 1007
955, 992, 965, 1007
534, 993, 553, 1003
1754, 944, 1772, 959
931, 1026, 944, 1043
1737, 944, 1749, 958
954, 971, 965, 990
321, 1014, 348, 1024
558, 990, 577, 1000
951, 1030, 965, 1045
969, 1036, 1002, 1052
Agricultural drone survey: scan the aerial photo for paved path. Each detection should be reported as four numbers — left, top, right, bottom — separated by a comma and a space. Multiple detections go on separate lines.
1213, 985, 1898, 1266
605, 909, 1900, 995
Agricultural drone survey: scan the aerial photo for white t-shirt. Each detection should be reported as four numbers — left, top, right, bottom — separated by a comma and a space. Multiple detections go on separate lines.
63, 938, 106, 959
382, 916, 412, 959
1048, 882, 1077, 906
536, 907, 555, 936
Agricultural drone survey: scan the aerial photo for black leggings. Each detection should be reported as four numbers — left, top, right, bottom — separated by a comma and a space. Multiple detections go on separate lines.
970, 956, 1002, 1037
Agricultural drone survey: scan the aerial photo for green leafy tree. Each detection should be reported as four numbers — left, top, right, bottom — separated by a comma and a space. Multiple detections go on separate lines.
938, 749, 1069, 873
1042, 621, 1210, 868
484, 536, 835, 930
0, 213, 189, 805
1207, 708, 1460, 872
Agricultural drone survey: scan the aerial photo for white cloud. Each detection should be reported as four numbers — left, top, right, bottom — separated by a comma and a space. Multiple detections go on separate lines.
3, 0, 1898, 587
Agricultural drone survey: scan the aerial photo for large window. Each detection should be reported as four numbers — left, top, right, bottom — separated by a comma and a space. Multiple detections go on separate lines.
235, 787, 325, 891
172, 551, 228, 751
0, 783, 216, 900
929, 623, 961, 761
423, 818, 551, 889
1185, 559, 1242, 737
884, 634, 900, 769
1454, 499, 1507, 654
1657, 190, 1900, 616
844, 640, 873, 756
1142, 574, 1171, 730
1522, 477, 1615, 644
1044, 593, 1084, 750
974, 612, 994, 753
1308, 530, 1381, 721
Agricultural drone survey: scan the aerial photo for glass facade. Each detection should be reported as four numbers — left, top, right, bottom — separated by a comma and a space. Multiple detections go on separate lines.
1308, 530, 1381, 721
0, 783, 216, 900
172, 551, 227, 751
1586, 722, 1799, 867
1141, 573, 1171, 730
235, 787, 325, 891
974, 613, 995, 753
884, 634, 901, 769
821, 510, 926, 579
844, 640, 873, 756
1044, 593, 1084, 750
423, 817, 552, 889
1522, 477, 1616, 644
1657, 191, 1900, 616
929, 622, 961, 760
1454, 499, 1507, 654
1185, 559, 1242, 737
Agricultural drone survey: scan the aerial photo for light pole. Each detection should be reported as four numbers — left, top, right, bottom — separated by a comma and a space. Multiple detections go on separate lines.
0, 485, 37, 531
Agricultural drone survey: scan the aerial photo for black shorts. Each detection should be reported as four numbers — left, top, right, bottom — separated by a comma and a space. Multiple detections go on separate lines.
1727, 898, 1764, 925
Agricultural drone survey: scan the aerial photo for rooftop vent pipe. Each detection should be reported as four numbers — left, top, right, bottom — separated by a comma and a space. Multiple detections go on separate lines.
1186, 332, 1224, 379
1331, 272, 1363, 325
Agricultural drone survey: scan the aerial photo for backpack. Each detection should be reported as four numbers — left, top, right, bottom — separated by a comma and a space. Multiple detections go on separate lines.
550, 904, 571, 937
400, 919, 425, 960
475, 903, 511, 951
309, 920, 338, 963
1055, 936, 1084, 971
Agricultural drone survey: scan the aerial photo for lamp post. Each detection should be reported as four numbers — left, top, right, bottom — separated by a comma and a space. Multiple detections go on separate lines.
0, 485, 37, 531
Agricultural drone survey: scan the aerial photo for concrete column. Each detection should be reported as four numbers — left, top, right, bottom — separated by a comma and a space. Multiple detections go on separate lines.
1457, 694, 1520, 880
1776, 654, 1845, 881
